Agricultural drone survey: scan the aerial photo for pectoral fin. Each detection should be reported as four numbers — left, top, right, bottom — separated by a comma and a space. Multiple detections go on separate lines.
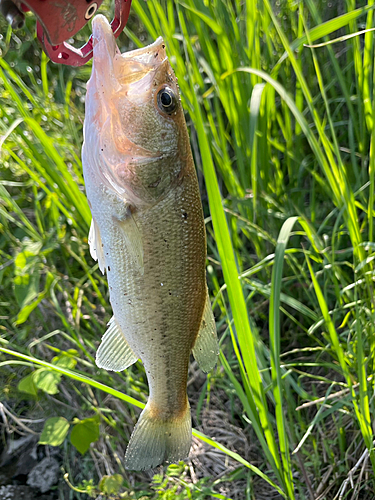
192, 291, 219, 373
96, 316, 138, 371
88, 218, 106, 274
115, 212, 144, 275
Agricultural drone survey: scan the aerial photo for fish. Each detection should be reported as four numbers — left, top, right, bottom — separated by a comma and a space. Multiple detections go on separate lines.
82, 14, 219, 471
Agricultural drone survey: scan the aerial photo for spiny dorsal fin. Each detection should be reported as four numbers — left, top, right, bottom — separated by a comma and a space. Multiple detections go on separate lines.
115, 212, 144, 275
192, 290, 219, 373
96, 316, 138, 372
88, 218, 106, 274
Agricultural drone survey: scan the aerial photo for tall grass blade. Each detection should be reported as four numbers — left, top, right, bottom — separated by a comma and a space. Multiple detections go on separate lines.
269, 216, 299, 499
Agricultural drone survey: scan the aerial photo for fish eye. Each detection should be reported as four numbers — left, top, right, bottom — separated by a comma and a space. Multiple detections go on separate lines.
156, 86, 178, 115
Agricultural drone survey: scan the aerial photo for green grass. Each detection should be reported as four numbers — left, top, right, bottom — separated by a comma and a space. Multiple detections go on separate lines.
1, 0, 375, 498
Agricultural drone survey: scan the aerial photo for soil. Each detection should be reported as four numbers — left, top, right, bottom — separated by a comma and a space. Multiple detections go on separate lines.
0, 435, 60, 500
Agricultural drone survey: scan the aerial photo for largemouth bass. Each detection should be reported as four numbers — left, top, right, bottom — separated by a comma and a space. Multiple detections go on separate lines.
82, 14, 218, 471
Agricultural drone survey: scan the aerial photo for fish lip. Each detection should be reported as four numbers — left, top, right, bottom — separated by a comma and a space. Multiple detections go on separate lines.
113, 38, 168, 86
120, 36, 167, 62
92, 14, 116, 50
91, 14, 167, 87
90, 15, 121, 96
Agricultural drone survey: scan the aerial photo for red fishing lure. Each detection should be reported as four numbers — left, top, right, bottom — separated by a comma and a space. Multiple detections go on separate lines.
0, 0, 132, 65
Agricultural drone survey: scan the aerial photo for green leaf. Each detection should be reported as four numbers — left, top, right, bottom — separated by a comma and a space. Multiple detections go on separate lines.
17, 373, 38, 396
13, 267, 40, 309
177, 2, 223, 34
70, 416, 100, 455
99, 474, 124, 495
277, 3, 375, 65
14, 293, 45, 325
23, 116, 91, 228
14, 269, 55, 325
52, 353, 77, 370
190, 71, 283, 486
269, 217, 299, 497
33, 368, 62, 394
14, 241, 43, 269
13, 241, 43, 310
39, 417, 70, 446
0, 347, 145, 410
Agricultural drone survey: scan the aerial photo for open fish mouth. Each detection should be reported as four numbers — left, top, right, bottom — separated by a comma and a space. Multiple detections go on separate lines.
88, 14, 171, 156
84, 15, 181, 206
91, 14, 168, 97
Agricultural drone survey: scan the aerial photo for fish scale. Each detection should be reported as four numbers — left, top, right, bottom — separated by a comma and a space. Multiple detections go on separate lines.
82, 14, 219, 470
110, 175, 206, 410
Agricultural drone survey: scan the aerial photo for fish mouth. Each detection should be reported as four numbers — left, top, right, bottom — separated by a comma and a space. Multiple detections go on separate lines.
91, 14, 168, 94
85, 15, 175, 205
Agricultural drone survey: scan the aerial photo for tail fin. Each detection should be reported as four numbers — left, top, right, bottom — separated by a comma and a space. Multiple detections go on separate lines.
124, 401, 192, 471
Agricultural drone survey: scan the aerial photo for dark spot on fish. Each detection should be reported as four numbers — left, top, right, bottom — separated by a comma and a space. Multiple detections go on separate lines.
108, 266, 111, 271
148, 177, 161, 188
101, 148, 103, 152
124, 292, 127, 296
164, 239, 167, 242
154, 52, 159, 58
162, 44, 165, 49
182, 212, 188, 220
169, 291, 172, 295
128, 299, 132, 305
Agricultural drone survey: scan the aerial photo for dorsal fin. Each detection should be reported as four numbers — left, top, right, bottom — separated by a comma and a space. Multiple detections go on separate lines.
96, 316, 138, 372
192, 290, 219, 373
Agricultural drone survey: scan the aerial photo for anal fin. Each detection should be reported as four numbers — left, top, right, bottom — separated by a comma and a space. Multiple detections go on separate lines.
96, 316, 138, 372
192, 290, 219, 373
88, 218, 106, 275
